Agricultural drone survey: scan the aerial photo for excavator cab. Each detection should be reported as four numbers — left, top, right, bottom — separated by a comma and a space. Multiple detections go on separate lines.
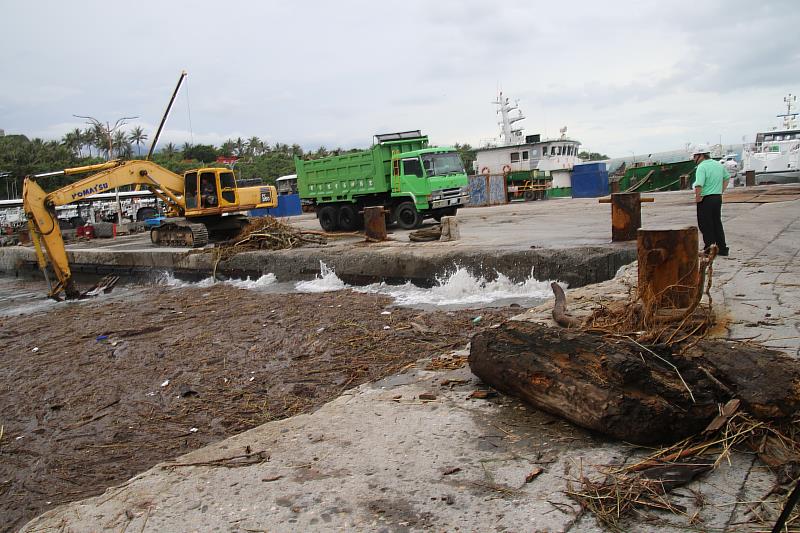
184, 169, 239, 214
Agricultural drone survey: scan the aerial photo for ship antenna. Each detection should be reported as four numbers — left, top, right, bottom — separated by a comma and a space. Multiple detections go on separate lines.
777, 93, 798, 130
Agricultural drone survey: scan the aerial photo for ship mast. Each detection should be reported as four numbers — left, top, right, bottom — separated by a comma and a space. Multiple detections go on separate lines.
492, 91, 526, 146
777, 93, 798, 130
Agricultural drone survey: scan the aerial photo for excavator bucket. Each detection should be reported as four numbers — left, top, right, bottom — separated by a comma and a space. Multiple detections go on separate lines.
78, 275, 120, 298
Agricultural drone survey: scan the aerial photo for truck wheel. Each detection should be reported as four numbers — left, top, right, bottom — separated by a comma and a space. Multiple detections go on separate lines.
318, 205, 339, 232
337, 204, 361, 231
394, 201, 422, 230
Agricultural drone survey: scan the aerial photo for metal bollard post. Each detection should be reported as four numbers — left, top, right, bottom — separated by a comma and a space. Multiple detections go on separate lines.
363, 206, 387, 241
598, 192, 654, 242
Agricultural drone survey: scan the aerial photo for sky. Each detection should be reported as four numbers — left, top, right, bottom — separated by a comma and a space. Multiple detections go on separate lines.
1, 0, 799, 157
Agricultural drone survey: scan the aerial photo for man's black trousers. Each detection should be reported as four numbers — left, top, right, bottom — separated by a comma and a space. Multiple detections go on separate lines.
696, 194, 727, 254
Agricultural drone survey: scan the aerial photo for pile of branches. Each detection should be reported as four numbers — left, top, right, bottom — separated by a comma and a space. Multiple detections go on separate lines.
567, 409, 800, 531
211, 216, 326, 273
553, 248, 718, 349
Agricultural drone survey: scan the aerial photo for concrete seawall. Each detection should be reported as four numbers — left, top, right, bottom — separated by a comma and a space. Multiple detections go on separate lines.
0, 243, 637, 288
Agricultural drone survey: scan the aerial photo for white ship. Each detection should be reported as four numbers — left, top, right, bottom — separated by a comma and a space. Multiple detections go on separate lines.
475, 92, 582, 187
742, 93, 800, 184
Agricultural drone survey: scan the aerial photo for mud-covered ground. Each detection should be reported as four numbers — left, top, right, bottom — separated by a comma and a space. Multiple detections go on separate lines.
0, 283, 520, 532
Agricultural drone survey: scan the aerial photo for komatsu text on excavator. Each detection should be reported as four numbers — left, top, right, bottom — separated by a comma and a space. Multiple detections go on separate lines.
23, 160, 277, 300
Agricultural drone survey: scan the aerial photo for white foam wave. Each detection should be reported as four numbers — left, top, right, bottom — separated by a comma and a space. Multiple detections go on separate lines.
156, 272, 216, 288
294, 261, 347, 293
226, 273, 277, 289
156, 272, 276, 290
355, 267, 555, 307
154, 263, 555, 308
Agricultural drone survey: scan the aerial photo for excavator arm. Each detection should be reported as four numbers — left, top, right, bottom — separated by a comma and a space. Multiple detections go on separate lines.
23, 160, 188, 300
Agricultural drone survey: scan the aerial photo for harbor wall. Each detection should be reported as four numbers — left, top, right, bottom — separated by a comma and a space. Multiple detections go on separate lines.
0, 245, 637, 289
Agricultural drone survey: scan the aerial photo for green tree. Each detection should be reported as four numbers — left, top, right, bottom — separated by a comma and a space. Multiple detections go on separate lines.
62, 129, 82, 157
0, 134, 84, 195
247, 136, 263, 157
128, 126, 148, 157
183, 144, 218, 163
454, 143, 477, 174
162, 142, 177, 158
83, 127, 97, 157
92, 123, 110, 159
578, 151, 609, 161
220, 139, 235, 157
233, 137, 246, 157
112, 131, 132, 158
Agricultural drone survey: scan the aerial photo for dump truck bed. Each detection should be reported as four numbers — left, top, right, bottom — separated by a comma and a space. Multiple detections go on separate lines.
297, 136, 428, 202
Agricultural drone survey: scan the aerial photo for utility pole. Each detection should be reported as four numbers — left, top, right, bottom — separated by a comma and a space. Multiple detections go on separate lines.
74, 114, 137, 227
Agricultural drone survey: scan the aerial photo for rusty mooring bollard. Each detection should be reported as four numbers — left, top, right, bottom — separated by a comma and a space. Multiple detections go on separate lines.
745, 170, 756, 187
637, 227, 699, 309
598, 192, 654, 242
363, 206, 387, 241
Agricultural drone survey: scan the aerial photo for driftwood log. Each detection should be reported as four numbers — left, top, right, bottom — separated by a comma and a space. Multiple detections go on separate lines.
469, 321, 800, 445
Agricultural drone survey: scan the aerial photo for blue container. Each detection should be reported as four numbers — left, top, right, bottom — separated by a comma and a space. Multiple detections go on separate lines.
250, 193, 302, 218
571, 170, 609, 198
573, 162, 607, 174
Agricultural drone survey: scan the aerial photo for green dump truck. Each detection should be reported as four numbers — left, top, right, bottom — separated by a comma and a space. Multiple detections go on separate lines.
295, 130, 470, 231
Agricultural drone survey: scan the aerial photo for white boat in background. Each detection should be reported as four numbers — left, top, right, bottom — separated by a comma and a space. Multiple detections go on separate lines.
742, 93, 800, 184
474, 91, 582, 189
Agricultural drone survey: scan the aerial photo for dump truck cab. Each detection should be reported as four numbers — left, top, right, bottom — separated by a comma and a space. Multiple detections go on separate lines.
392, 145, 469, 213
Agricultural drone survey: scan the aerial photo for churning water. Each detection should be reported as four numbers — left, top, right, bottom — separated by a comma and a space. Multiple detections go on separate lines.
2, 261, 555, 315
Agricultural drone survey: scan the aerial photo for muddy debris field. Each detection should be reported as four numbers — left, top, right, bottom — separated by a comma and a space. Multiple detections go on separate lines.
0, 283, 519, 532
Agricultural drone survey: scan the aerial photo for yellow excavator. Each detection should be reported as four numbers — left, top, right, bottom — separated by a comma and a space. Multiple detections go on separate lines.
23, 71, 278, 300
23, 160, 278, 300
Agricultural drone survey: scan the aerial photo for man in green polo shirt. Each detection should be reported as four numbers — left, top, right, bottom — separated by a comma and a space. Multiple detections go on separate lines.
692, 145, 730, 256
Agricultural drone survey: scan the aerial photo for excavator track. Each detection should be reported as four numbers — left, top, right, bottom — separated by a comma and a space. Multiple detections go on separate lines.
150, 221, 209, 248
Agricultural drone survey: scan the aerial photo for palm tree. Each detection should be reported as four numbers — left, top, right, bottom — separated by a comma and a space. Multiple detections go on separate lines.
128, 126, 148, 157
248, 136, 264, 157
234, 137, 245, 157
62, 131, 81, 157
163, 142, 177, 158
91, 123, 111, 159
83, 128, 96, 157
220, 139, 235, 157
70, 128, 86, 157
112, 131, 132, 159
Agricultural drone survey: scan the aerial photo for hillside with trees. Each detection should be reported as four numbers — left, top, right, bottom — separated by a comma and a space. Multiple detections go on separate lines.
0, 129, 480, 198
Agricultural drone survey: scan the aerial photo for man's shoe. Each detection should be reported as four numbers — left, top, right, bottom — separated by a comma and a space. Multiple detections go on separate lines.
718, 248, 729, 257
